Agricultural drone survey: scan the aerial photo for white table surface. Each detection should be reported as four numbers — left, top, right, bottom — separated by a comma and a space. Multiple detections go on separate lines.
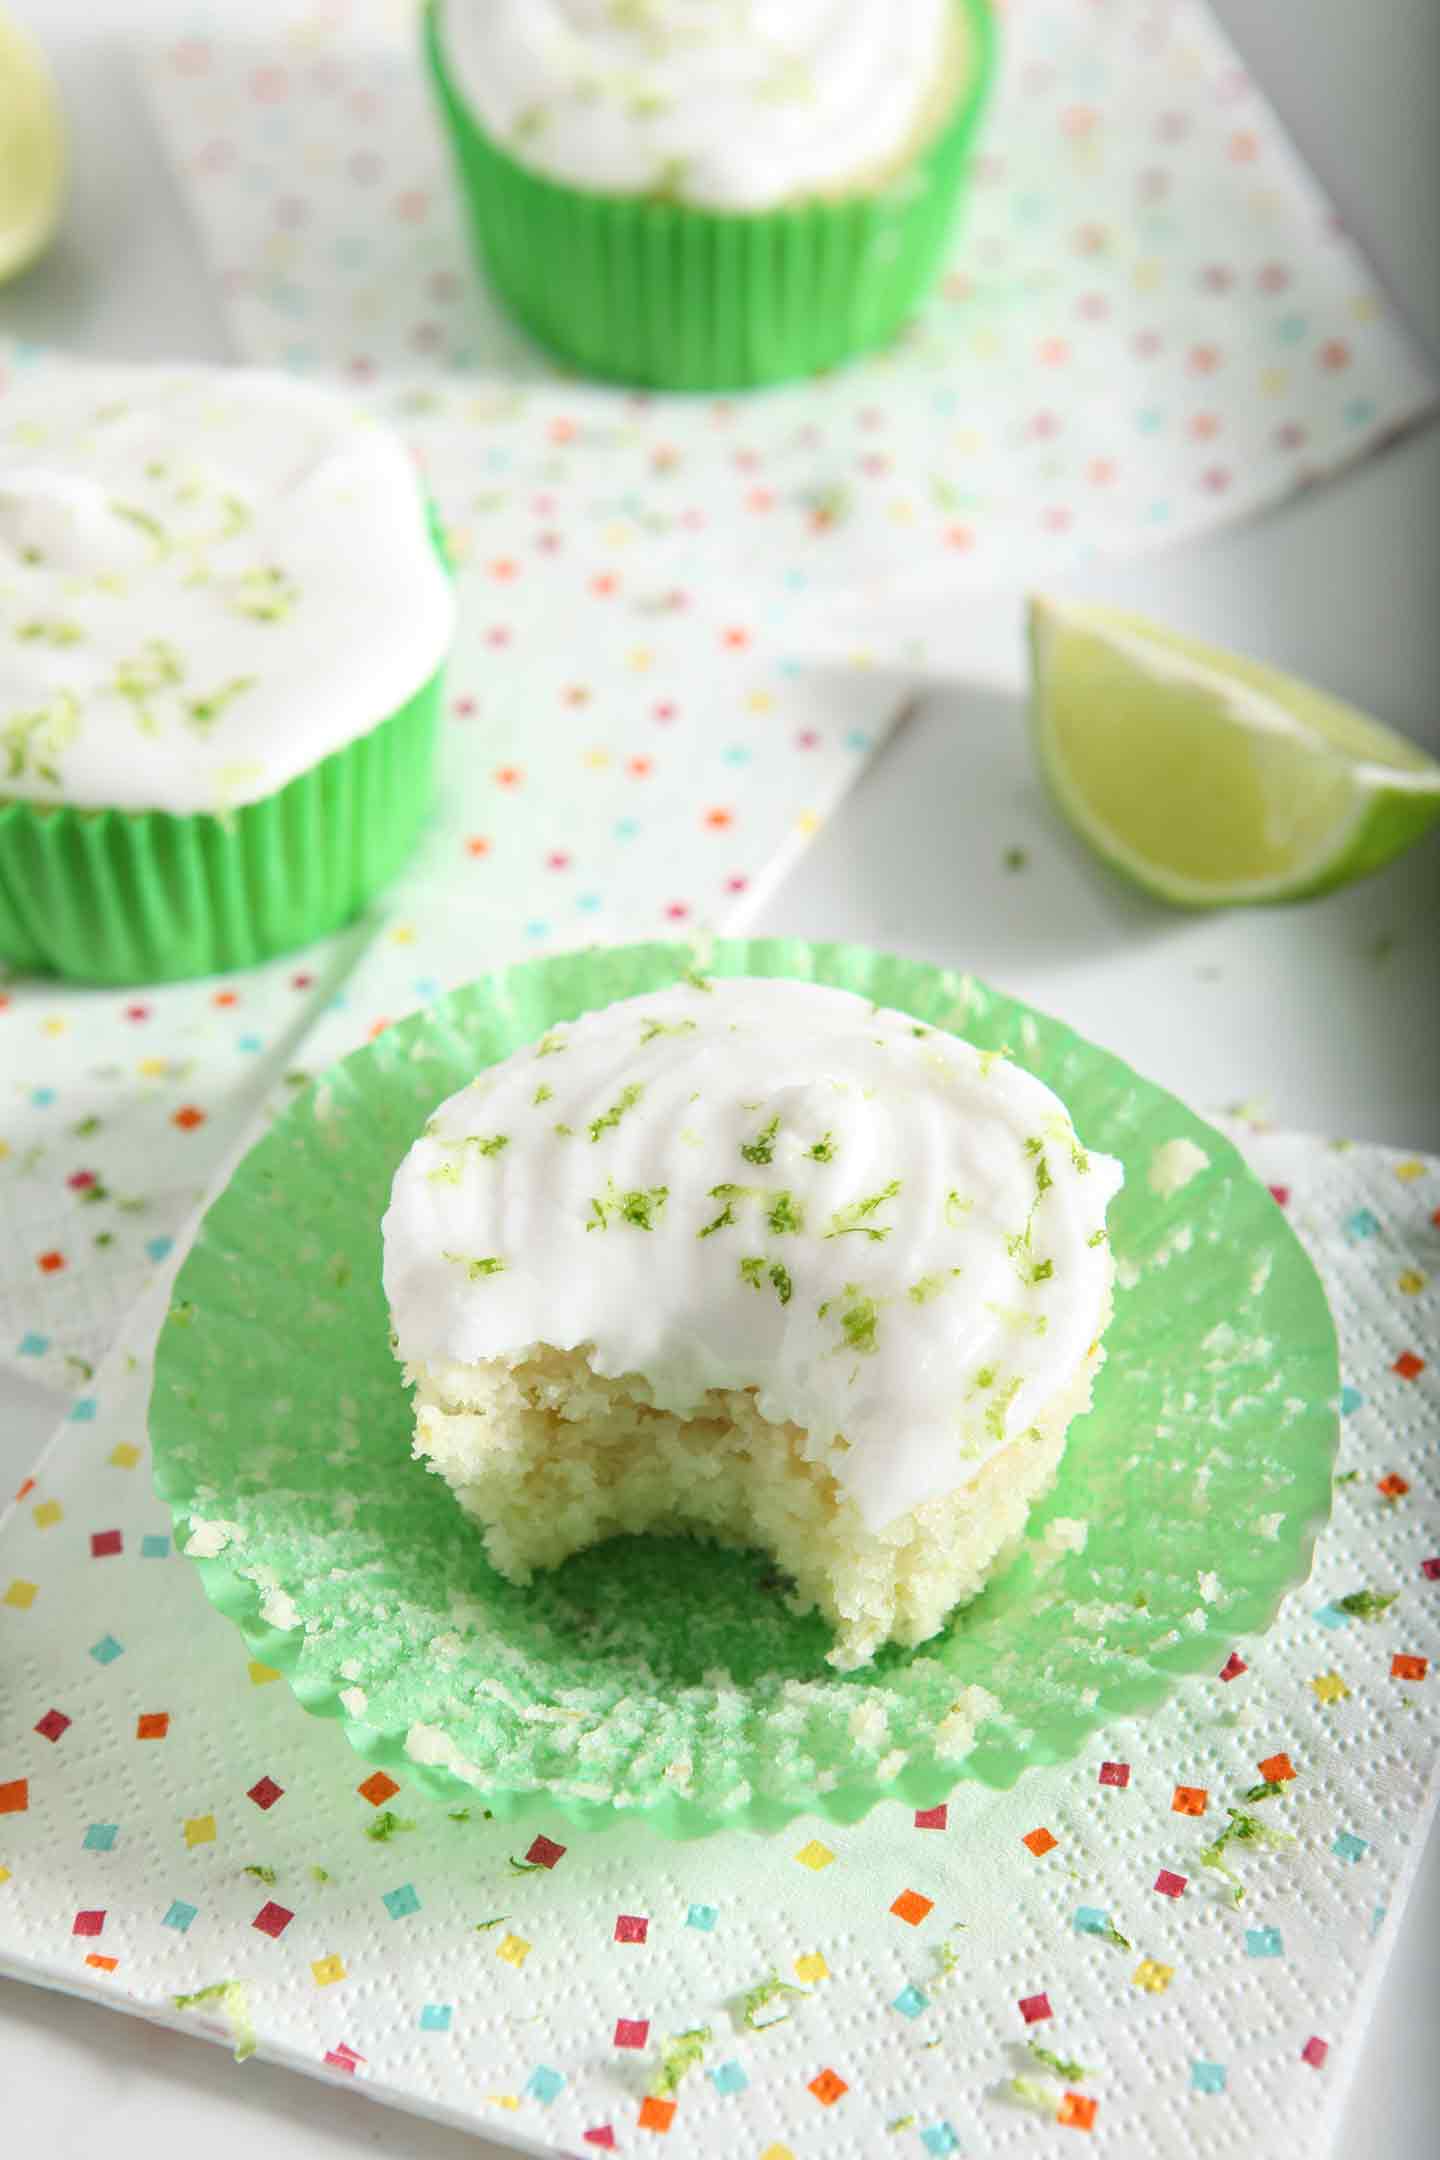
1, 1, 1437, 2153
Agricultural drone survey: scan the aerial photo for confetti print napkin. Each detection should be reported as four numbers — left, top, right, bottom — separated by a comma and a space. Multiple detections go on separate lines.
0, 1129, 1436, 2160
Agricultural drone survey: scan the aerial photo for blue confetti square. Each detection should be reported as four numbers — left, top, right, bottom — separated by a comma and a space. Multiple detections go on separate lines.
1340, 1385, 1364, 1416
236, 1037, 264, 1056
921, 2126, 960, 2157
708, 2060, 748, 2097
83, 1823, 118, 1852
89, 1635, 124, 1665
1315, 1603, 1349, 1630
1371, 1903, 1388, 1936
525, 2065, 564, 2106
382, 1882, 421, 1920
685, 1903, 717, 1931
1245, 1927, 1283, 1959
1073, 1905, 1110, 1935
163, 1899, 198, 1933
419, 2003, 452, 2032
31, 1087, 55, 1108
141, 1533, 171, 1559
892, 1984, 930, 2020
1333, 1831, 1369, 1863
145, 1236, 175, 1261
18, 1332, 50, 1357
1191, 2060, 1227, 2095
70, 1398, 97, 1423
1342, 1208, 1380, 1244
524, 920, 550, 941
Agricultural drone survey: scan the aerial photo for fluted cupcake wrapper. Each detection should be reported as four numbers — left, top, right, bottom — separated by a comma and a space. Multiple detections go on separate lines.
425, 0, 998, 392
0, 669, 443, 985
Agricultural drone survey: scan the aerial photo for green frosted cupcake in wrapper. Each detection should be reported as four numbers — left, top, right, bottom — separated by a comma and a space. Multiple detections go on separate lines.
425, 0, 998, 390
0, 363, 455, 985
151, 939, 1338, 1839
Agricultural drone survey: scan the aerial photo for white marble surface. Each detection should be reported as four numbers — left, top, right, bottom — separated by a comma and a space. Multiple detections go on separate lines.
1, 1, 1437, 2153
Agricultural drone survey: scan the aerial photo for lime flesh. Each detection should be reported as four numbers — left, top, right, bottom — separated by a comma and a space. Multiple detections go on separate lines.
1029, 595, 1440, 907
0, 9, 64, 285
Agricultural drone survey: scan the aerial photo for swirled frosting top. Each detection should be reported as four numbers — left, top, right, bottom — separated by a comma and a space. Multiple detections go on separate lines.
383, 976, 1122, 1529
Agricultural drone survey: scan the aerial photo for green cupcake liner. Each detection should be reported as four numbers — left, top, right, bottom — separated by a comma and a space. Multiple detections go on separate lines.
150, 939, 1337, 1840
0, 670, 443, 987
425, 0, 998, 390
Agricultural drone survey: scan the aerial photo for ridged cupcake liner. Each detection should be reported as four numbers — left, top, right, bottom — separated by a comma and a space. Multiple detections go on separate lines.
150, 939, 1338, 1840
425, 0, 998, 390
0, 669, 443, 986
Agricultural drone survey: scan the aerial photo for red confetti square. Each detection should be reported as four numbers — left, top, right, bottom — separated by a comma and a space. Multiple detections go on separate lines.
0, 1778, 29, 1815
34, 1708, 71, 1743
1172, 1785, 1208, 1815
525, 1833, 567, 1870
1022, 1826, 1058, 1856
89, 1530, 122, 1558
614, 1913, 649, 1944
1154, 1869, 1187, 1898
72, 1910, 105, 1938
1392, 1654, 1428, 1682
84, 1954, 118, 1973
1301, 2036, 1329, 2069
914, 1804, 948, 1830
1393, 1352, 1425, 1381
1098, 1760, 1130, 1787
323, 2046, 363, 2073
808, 2069, 848, 2107
357, 1770, 400, 1806
1257, 1752, 1296, 1782
1267, 1185, 1290, 1208
583, 2133, 617, 2151
1421, 1557, 1440, 1581
1018, 1993, 1053, 2024
614, 2018, 650, 2049
1378, 1473, 1410, 1498
1219, 1652, 1247, 1682
252, 1901, 294, 1938
247, 1775, 284, 1811
136, 1712, 170, 1741
890, 1889, 935, 1925
638, 2096, 675, 2132
1059, 2091, 1099, 2129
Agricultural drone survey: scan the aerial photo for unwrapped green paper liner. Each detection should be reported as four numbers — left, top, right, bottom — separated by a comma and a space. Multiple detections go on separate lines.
424, 0, 998, 391
150, 939, 1338, 1838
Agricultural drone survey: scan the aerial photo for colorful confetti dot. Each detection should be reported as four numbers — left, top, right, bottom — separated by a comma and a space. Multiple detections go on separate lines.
252, 1901, 293, 1938
182, 1814, 215, 1847
72, 1910, 105, 1937
358, 1770, 400, 1806
793, 1951, 828, 1983
920, 2128, 960, 2158
1132, 1958, 1174, 1993
246, 1775, 284, 1810
685, 1903, 717, 1931
1191, 2060, 1227, 2094
82, 1823, 117, 1852
1245, 1927, 1284, 1958
1172, 1785, 1208, 1815
32, 1499, 62, 1529
526, 2066, 565, 2105
1257, 1752, 1296, 1783
1218, 1652, 1247, 1682
0, 1780, 28, 1816
248, 1662, 281, 1687
1022, 1827, 1058, 1856
496, 1933, 531, 1967
794, 1839, 834, 1871
1333, 1831, 1369, 1863
1154, 1870, 1187, 1898
1018, 1992, 1053, 2024
1312, 1671, 1351, 1703
382, 1882, 420, 1920
1392, 1654, 1428, 1681
709, 2060, 749, 2096
136, 1712, 171, 1741
1301, 2036, 1329, 2068
893, 1985, 929, 2019
1058, 2092, 1098, 2130
808, 2068, 848, 2106
89, 1530, 122, 1559
637, 2095, 675, 2131
914, 1804, 948, 1830
108, 1443, 142, 1469
311, 1955, 346, 1986
524, 1833, 566, 1870
891, 1888, 935, 1925
89, 1636, 124, 1665
35, 1708, 71, 1743
1098, 1760, 1131, 1787
162, 1900, 197, 1932
419, 2003, 453, 2031
1393, 1351, 1425, 1381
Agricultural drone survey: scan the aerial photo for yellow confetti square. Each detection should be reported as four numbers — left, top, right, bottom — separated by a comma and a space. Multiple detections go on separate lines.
627, 648, 653, 671
761, 2147, 796, 2160
1395, 1159, 1426, 1183
2, 1580, 37, 1610
32, 1500, 62, 1529
0, 1866, 11, 1886
1312, 1671, 1351, 1705
793, 1839, 835, 1872
793, 811, 821, 838
311, 1955, 346, 1987
793, 1952, 829, 1984
1398, 1271, 1428, 1296
138, 1057, 169, 1078
1132, 1958, 1174, 1994
42, 1018, 66, 1038
108, 1443, 142, 1470
485, 2095, 521, 2112
248, 1661, 282, 1687
496, 1932, 531, 1968
389, 924, 416, 946
183, 1814, 216, 1848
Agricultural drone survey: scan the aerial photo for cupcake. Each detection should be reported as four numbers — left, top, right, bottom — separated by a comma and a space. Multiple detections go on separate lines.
425, 0, 997, 390
383, 975, 1121, 1670
0, 363, 454, 985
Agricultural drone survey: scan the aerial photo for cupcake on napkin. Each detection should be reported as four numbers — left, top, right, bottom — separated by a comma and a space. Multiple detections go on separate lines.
0, 364, 454, 984
427, 0, 997, 389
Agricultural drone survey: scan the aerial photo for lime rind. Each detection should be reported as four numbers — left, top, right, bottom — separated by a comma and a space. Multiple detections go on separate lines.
0, 9, 65, 283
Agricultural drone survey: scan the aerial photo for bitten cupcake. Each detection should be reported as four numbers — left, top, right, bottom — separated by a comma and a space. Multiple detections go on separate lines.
384, 975, 1121, 1670
426, 0, 997, 389
0, 363, 454, 984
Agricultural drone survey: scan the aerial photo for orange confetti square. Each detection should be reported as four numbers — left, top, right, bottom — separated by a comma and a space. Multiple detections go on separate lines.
248, 1662, 281, 1687
358, 1770, 400, 1807
182, 1814, 215, 1847
1377, 1474, 1410, 1498
3, 1580, 37, 1610
890, 1889, 935, 1926
808, 2069, 848, 2107
136, 1713, 170, 1741
108, 1443, 142, 1470
1172, 1785, 1208, 1815
0, 1779, 28, 1815
1392, 1654, 1428, 1682
1258, 1752, 1296, 1783
1059, 2091, 1098, 2130
311, 1955, 346, 1987
84, 1954, 118, 1973
1393, 1352, 1425, 1381
637, 2096, 676, 2133
1021, 1827, 1058, 1857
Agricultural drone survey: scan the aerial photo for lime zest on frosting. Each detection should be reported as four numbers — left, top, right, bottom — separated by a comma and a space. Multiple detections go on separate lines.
826, 1179, 902, 1242
740, 1114, 781, 1165
588, 1082, 645, 1142
442, 1252, 506, 1279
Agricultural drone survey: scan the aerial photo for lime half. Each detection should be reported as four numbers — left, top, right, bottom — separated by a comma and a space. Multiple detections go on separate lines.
0, 9, 64, 284
1029, 594, 1440, 907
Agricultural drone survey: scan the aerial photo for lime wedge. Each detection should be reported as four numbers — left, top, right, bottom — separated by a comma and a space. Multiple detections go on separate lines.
1028, 594, 1440, 907
0, 8, 64, 285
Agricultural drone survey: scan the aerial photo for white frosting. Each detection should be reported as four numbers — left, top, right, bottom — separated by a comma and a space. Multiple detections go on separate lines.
437, 0, 966, 211
383, 978, 1122, 1530
0, 365, 454, 813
